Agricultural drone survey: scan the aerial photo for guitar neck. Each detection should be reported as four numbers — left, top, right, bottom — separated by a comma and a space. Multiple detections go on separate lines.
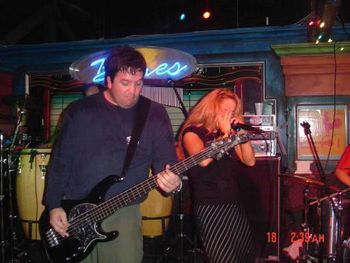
91, 134, 244, 222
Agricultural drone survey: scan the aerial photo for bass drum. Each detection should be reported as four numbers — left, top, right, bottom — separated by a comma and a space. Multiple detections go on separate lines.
140, 188, 173, 238
16, 148, 51, 240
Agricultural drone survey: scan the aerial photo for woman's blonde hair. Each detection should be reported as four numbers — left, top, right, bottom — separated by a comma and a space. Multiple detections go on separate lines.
177, 88, 241, 144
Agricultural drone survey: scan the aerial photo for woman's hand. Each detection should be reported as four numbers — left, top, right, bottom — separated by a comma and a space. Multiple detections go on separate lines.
230, 115, 247, 135
217, 110, 233, 137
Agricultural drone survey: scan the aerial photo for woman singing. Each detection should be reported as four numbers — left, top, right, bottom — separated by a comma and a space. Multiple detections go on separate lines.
177, 88, 256, 263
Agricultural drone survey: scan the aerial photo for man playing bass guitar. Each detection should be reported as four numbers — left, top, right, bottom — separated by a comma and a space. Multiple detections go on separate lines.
42, 46, 182, 263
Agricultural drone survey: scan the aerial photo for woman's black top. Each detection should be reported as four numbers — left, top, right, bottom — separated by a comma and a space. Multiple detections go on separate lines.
183, 126, 244, 205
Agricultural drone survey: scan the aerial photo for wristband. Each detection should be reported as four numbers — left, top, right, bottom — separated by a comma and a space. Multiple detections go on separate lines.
172, 181, 183, 194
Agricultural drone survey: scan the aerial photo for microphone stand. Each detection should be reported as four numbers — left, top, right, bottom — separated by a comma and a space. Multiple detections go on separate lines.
157, 176, 208, 263
300, 122, 340, 261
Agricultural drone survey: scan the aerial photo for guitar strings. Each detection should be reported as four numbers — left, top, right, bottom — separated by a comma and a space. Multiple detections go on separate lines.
49, 136, 237, 243
63, 149, 208, 236
48, 135, 240, 244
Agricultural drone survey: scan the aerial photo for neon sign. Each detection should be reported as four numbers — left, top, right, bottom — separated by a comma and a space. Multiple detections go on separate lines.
89, 58, 189, 83
69, 46, 197, 84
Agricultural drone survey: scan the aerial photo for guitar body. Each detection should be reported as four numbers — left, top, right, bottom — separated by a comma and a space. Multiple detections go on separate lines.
39, 175, 120, 262
39, 134, 248, 262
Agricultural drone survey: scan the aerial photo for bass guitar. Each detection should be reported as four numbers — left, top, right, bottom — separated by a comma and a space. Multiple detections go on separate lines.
39, 133, 248, 262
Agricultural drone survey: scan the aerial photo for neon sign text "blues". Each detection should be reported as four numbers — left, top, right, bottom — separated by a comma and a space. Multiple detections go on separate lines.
91, 58, 188, 83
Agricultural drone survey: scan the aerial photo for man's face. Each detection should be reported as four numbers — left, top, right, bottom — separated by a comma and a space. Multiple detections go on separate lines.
105, 69, 143, 108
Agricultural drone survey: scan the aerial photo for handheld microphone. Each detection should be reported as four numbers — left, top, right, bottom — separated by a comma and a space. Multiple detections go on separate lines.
231, 123, 264, 133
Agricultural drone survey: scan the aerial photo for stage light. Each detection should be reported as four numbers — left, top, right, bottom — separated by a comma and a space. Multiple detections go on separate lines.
179, 13, 186, 21
307, 16, 321, 42
202, 10, 211, 20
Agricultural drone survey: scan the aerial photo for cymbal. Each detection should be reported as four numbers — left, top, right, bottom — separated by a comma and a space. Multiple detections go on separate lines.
282, 174, 324, 186
280, 174, 340, 191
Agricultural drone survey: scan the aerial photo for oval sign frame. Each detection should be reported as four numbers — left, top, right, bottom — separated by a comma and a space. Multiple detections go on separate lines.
69, 45, 197, 84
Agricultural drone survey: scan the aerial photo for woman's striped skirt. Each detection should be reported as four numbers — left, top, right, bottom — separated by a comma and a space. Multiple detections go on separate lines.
194, 203, 255, 263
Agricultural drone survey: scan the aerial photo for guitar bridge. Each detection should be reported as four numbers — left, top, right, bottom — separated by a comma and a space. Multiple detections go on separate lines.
46, 228, 61, 247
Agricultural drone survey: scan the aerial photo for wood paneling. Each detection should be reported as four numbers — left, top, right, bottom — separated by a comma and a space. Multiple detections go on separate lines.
281, 55, 350, 96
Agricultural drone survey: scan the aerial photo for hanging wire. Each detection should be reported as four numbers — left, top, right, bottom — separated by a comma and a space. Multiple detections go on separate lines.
324, 41, 338, 171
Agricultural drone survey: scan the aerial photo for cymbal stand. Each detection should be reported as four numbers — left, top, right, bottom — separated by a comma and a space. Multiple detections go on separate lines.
4, 108, 26, 263
298, 184, 315, 262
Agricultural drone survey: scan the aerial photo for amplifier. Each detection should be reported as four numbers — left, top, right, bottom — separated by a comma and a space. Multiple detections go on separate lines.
243, 114, 276, 127
237, 156, 281, 261
251, 140, 277, 157
248, 131, 276, 140
244, 115, 277, 157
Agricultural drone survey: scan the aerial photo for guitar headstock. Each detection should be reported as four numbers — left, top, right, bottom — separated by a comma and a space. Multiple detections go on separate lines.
300, 121, 311, 135
209, 134, 249, 159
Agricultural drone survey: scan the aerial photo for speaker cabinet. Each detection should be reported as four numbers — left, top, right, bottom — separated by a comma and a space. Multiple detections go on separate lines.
237, 156, 281, 261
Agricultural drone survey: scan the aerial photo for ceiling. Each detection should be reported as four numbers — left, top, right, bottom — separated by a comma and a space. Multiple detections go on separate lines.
0, 0, 349, 45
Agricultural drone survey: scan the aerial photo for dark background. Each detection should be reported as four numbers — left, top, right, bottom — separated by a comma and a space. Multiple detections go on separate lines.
0, 0, 349, 45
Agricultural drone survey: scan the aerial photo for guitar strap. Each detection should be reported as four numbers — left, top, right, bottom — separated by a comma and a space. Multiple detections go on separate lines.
120, 96, 151, 179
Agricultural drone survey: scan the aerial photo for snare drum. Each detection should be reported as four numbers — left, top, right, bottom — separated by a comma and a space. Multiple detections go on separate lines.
140, 189, 173, 238
16, 148, 51, 240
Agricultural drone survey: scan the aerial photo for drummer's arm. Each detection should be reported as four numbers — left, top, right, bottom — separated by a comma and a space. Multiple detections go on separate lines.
335, 168, 350, 187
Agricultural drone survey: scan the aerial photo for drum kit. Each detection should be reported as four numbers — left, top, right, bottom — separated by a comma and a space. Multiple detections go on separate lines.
282, 173, 350, 262
0, 95, 50, 262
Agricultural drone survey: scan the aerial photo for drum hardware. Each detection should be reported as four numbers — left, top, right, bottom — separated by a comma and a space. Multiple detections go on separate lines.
298, 121, 346, 261
307, 188, 350, 262
38, 164, 47, 178
342, 239, 350, 263
298, 183, 317, 262
38, 153, 48, 178
308, 188, 350, 207
343, 238, 350, 250
0, 101, 39, 263
0, 130, 22, 263
281, 174, 340, 192
283, 180, 350, 262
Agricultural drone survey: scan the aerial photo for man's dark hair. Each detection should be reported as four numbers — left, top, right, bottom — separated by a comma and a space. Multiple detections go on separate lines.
104, 46, 147, 85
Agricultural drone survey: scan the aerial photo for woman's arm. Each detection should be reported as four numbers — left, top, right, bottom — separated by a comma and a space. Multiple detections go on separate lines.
183, 131, 214, 167
231, 115, 256, 167
234, 138, 256, 167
